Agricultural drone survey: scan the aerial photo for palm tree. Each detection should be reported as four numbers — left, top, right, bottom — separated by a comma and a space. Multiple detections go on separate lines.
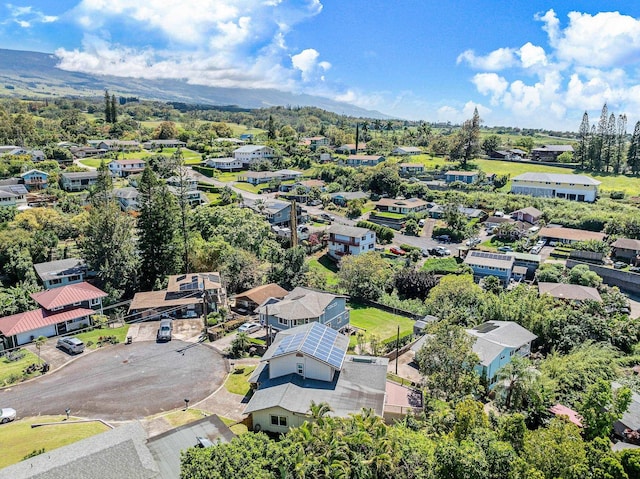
34, 336, 47, 364
253, 198, 267, 215
494, 355, 540, 411
308, 401, 333, 426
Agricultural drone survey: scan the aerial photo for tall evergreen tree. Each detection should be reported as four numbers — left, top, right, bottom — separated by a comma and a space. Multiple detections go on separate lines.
627, 121, 640, 175
595, 103, 608, 171
104, 89, 112, 123
451, 107, 481, 167
589, 124, 600, 171
137, 166, 180, 290
614, 114, 627, 174
110, 94, 117, 123
577, 112, 590, 169
267, 114, 277, 140
604, 113, 616, 172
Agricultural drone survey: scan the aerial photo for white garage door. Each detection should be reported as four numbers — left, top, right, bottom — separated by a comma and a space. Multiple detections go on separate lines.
16, 325, 57, 346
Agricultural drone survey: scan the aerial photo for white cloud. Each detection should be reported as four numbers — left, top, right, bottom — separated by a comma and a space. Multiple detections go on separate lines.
457, 47, 517, 70
436, 101, 491, 124
5, 3, 58, 27
472, 73, 508, 105
518, 42, 547, 68
54, 0, 332, 94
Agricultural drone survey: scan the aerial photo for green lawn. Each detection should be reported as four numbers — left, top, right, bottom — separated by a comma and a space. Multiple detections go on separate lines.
420, 257, 461, 274
0, 416, 109, 469
78, 158, 104, 168
233, 182, 271, 194
308, 253, 340, 286
372, 211, 406, 219
348, 302, 415, 346
73, 325, 130, 349
0, 349, 41, 386
225, 365, 256, 396
162, 408, 209, 427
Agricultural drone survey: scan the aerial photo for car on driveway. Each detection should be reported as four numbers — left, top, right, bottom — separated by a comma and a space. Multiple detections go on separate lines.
497, 246, 513, 253
613, 261, 627, 269
320, 213, 335, 222
0, 407, 16, 424
465, 238, 481, 247
421, 249, 429, 258
157, 319, 173, 342
429, 246, 451, 256
238, 322, 261, 334
390, 246, 407, 256
57, 337, 85, 355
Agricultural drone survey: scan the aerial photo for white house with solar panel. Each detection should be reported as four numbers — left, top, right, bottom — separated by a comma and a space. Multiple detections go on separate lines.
244, 322, 388, 434
256, 287, 349, 332
510, 172, 600, 202
463, 251, 515, 285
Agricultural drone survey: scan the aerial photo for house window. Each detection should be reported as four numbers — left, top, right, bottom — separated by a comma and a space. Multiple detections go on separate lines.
50, 306, 63, 311
297, 363, 304, 375
90, 298, 100, 306
49, 278, 62, 285
270, 415, 287, 427
278, 317, 288, 326
72, 302, 81, 306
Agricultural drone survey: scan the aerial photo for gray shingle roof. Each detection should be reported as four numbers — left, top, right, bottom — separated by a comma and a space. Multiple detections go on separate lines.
257, 287, 345, 320
512, 172, 600, 185
328, 224, 373, 238
33, 258, 86, 283
467, 321, 537, 350
538, 282, 602, 302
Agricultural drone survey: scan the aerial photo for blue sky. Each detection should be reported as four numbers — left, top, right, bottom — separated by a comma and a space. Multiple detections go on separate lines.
1, 1, 640, 130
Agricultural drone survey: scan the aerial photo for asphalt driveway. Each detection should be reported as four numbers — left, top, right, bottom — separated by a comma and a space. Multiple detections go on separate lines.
0, 340, 226, 421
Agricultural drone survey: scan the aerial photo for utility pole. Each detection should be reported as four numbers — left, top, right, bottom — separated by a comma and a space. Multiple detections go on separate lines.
290, 199, 298, 247
355, 123, 359, 154
395, 325, 400, 375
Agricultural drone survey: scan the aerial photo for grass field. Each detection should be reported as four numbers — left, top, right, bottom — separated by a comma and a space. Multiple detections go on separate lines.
73, 325, 130, 349
308, 253, 340, 286
0, 349, 41, 386
233, 182, 270, 194
225, 365, 256, 396
0, 416, 109, 469
162, 408, 209, 428
78, 158, 104, 168
348, 302, 415, 346
420, 257, 461, 274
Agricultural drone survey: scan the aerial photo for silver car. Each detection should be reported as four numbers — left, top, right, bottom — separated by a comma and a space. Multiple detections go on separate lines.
0, 407, 16, 424
57, 337, 85, 354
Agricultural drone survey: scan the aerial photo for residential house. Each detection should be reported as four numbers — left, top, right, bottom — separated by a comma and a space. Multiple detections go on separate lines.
203, 157, 244, 171
246, 199, 304, 227
329, 191, 368, 206
232, 145, 275, 167
398, 163, 425, 176
428, 204, 484, 220
232, 283, 289, 313
69, 146, 108, 158
300, 136, 330, 151
327, 224, 376, 260
490, 149, 526, 160
549, 404, 583, 428
108, 159, 146, 177
392, 146, 422, 156
510, 206, 543, 224
467, 321, 537, 387
113, 187, 141, 211
344, 154, 384, 167
411, 320, 537, 388
511, 172, 600, 202
244, 322, 387, 434
214, 137, 245, 144
335, 143, 366, 154
280, 179, 325, 194
0, 184, 28, 207
3, 416, 234, 479
506, 252, 541, 279
445, 170, 479, 184
60, 171, 100, 192
613, 383, 640, 445
0, 282, 107, 348
165, 176, 207, 206
463, 251, 515, 285
0, 145, 27, 156
531, 144, 574, 161
538, 282, 603, 303
33, 258, 87, 290
611, 238, 640, 265
237, 169, 302, 186
19, 169, 49, 191
129, 272, 227, 320
239, 133, 254, 142
484, 215, 518, 230
88, 140, 141, 152
538, 226, 606, 244
375, 197, 429, 215
142, 139, 186, 149
257, 287, 349, 332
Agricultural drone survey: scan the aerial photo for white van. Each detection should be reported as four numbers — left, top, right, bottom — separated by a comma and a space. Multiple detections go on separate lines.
418, 219, 426, 227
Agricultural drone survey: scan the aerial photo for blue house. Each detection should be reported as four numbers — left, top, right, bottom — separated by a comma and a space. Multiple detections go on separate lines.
20, 169, 49, 191
257, 287, 350, 332
463, 251, 515, 285
445, 170, 479, 184
466, 321, 537, 388
247, 199, 303, 227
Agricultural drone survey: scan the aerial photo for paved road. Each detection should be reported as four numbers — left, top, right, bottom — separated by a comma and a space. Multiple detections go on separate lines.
0, 341, 226, 421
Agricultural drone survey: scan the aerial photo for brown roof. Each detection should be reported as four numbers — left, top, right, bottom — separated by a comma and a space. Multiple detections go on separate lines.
114, 159, 146, 166
375, 197, 428, 208
612, 238, 640, 251
0, 308, 95, 336
129, 291, 203, 311
297, 180, 325, 188
446, 170, 479, 176
233, 283, 289, 306
347, 155, 383, 160
512, 206, 542, 218
31, 282, 107, 310
538, 227, 605, 242
538, 282, 602, 302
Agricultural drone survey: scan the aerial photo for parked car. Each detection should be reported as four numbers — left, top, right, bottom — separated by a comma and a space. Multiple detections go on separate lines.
183, 310, 198, 319
320, 213, 335, 221
530, 245, 542, 254
429, 246, 451, 256
435, 234, 451, 243
57, 337, 85, 355
238, 322, 262, 334
390, 246, 407, 256
629, 266, 640, 273
418, 219, 426, 227
613, 261, 627, 269
497, 246, 513, 252
157, 319, 173, 342
0, 407, 16, 424
421, 248, 429, 258
465, 238, 481, 247
308, 199, 322, 206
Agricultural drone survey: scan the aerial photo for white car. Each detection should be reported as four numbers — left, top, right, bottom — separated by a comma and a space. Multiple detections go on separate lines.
0, 407, 16, 424
238, 322, 261, 334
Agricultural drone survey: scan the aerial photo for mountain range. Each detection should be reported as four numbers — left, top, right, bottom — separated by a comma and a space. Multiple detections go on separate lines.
0, 48, 388, 119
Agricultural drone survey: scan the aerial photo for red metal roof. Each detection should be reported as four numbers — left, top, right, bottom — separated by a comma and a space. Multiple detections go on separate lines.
31, 282, 107, 310
549, 403, 583, 427
0, 308, 95, 336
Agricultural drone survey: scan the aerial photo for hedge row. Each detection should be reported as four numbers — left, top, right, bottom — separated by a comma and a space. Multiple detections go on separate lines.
356, 220, 395, 244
